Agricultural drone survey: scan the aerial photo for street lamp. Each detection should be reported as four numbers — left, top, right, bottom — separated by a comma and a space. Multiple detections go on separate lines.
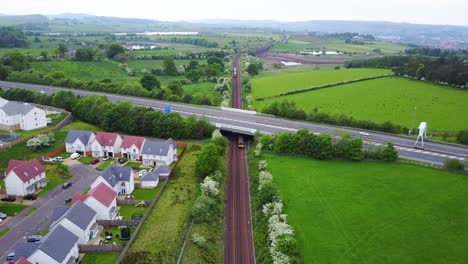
410, 106, 417, 136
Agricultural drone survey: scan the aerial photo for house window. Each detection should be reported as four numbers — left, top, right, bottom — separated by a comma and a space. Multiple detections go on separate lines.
121, 182, 126, 187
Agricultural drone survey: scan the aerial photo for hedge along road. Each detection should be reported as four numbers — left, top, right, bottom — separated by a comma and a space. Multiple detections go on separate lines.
0, 80, 467, 165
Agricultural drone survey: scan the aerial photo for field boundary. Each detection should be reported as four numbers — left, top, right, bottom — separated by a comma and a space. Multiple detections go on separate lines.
255, 74, 392, 101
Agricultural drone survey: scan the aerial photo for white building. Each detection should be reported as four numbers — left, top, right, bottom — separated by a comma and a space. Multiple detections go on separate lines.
65, 130, 95, 156
91, 165, 134, 195
4, 159, 46, 196
27, 225, 79, 264
140, 171, 159, 188
50, 201, 98, 244
141, 139, 178, 167
73, 182, 118, 220
120, 135, 145, 161
91, 132, 123, 158
0, 97, 47, 131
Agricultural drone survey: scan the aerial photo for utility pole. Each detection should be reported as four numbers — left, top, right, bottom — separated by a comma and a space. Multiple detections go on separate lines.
411, 106, 417, 135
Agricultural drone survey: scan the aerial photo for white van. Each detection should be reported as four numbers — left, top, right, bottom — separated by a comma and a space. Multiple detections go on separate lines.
70, 152, 81, 160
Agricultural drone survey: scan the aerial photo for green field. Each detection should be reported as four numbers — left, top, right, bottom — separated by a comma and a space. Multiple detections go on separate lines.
255, 77, 468, 131
263, 153, 468, 264
272, 38, 405, 54
251, 68, 392, 99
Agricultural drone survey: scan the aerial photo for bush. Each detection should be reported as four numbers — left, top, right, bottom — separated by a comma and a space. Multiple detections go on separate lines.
382, 142, 398, 161
200, 176, 219, 197
444, 159, 465, 171
457, 130, 468, 145
191, 195, 217, 223
191, 233, 207, 248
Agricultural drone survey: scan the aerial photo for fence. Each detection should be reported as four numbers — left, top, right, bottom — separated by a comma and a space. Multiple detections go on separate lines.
0, 110, 72, 151
116, 199, 152, 206
116, 142, 188, 263
45, 146, 66, 158
97, 220, 140, 227
78, 244, 124, 253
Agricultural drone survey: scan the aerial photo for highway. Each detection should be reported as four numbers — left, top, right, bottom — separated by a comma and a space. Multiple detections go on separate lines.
1, 81, 467, 165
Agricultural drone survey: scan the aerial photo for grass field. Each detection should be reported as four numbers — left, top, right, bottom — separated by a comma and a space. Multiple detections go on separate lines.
127, 143, 202, 263
81, 253, 120, 264
272, 38, 405, 54
250, 68, 392, 99
255, 77, 468, 131
263, 153, 468, 264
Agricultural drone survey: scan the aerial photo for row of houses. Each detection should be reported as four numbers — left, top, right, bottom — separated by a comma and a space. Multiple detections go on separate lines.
0, 97, 48, 131
65, 130, 178, 167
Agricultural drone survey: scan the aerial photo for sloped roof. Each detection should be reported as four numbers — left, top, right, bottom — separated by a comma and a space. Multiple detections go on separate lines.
101, 165, 132, 187
121, 135, 145, 150
65, 130, 94, 145
141, 139, 174, 156
0, 97, 7, 107
37, 225, 78, 263
6, 159, 45, 183
95, 132, 120, 147
0, 101, 35, 115
60, 201, 96, 230
141, 171, 159, 182
12, 242, 40, 263
52, 207, 69, 222
88, 182, 117, 207
72, 194, 88, 204
155, 165, 170, 175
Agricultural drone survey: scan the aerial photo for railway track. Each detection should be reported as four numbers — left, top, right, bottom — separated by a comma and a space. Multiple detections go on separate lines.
224, 55, 256, 263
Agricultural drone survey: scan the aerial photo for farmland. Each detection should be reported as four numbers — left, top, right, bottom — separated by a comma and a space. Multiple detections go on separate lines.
263, 153, 468, 264
254, 77, 468, 131
250, 68, 392, 99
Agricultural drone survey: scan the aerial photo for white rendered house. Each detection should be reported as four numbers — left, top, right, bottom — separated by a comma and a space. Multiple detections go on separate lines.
65, 130, 95, 156
5, 159, 46, 196
91, 132, 123, 158
0, 98, 47, 131
141, 139, 178, 167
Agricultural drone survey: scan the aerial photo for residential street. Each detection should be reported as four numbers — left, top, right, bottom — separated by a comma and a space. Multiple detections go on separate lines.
0, 165, 99, 260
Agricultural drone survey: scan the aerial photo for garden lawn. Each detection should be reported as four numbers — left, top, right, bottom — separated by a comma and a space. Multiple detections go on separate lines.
0, 203, 28, 216
263, 153, 468, 264
96, 159, 115, 171
38, 164, 72, 197
250, 68, 391, 99
132, 185, 162, 200
119, 205, 147, 220
81, 253, 120, 264
78, 156, 95, 164
126, 143, 202, 263
256, 77, 468, 131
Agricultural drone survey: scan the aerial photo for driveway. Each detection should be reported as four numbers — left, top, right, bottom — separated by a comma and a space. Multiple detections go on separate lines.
0, 165, 99, 259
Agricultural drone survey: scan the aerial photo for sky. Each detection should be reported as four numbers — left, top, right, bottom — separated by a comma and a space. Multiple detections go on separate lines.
2, 0, 468, 26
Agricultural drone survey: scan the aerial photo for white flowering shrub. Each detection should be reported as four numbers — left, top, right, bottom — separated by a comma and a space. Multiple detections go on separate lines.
27, 133, 55, 151
255, 143, 263, 157
258, 160, 268, 171
258, 170, 273, 190
201, 176, 219, 197
211, 129, 223, 140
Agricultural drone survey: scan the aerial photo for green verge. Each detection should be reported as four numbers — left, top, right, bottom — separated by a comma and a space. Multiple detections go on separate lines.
262, 153, 468, 264
0, 228, 10, 238
126, 143, 202, 263
81, 253, 120, 264
181, 147, 227, 263
0, 203, 28, 216
96, 159, 115, 171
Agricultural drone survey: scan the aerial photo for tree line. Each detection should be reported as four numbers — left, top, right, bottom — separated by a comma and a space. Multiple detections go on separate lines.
0, 88, 215, 140
404, 47, 468, 59
0, 27, 28, 48
345, 55, 468, 87
163, 37, 219, 48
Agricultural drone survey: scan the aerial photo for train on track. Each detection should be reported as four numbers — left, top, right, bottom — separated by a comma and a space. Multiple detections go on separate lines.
238, 135, 245, 148
233, 67, 237, 77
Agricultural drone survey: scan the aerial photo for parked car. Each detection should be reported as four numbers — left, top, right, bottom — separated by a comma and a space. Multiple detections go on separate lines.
0, 212, 7, 220
65, 197, 72, 203
6, 252, 15, 261
90, 159, 100, 165
103, 156, 110, 161
138, 170, 148, 177
26, 235, 42, 242
1, 195, 16, 202
41, 156, 54, 163
52, 156, 64, 162
70, 152, 81, 160
62, 182, 72, 189
359, 131, 370, 136
117, 157, 127, 164
23, 193, 37, 200
125, 194, 134, 200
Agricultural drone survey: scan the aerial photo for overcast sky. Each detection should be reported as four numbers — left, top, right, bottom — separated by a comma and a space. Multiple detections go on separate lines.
2, 0, 468, 26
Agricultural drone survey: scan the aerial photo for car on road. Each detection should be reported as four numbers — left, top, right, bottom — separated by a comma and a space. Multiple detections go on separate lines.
62, 182, 72, 189
103, 156, 110, 161
359, 131, 370, 136
23, 193, 37, 200
26, 235, 42, 242
90, 159, 100, 165
70, 152, 81, 160
1, 195, 16, 202
6, 252, 15, 261
52, 156, 64, 162
65, 197, 72, 203
0, 212, 7, 220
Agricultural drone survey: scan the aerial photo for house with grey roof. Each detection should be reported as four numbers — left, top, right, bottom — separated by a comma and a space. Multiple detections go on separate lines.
12, 242, 40, 263
154, 164, 171, 179
141, 139, 178, 167
0, 97, 47, 131
65, 130, 96, 156
90, 164, 135, 195
140, 171, 159, 188
50, 201, 98, 244
27, 225, 79, 264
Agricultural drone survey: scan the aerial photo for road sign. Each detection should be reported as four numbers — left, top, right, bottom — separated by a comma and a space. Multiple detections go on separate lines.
164, 104, 171, 113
